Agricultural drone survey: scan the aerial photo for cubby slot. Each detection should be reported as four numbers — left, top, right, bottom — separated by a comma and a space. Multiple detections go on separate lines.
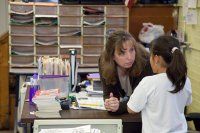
81, 0, 108, 4
106, 6, 128, 16
10, 14, 33, 25
10, 4, 33, 15
83, 55, 100, 64
36, 46, 58, 56
60, 48, 81, 55
36, 36, 57, 46
11, 46, 34, 56
106, 27, 125, 36
60, 27, 81, 36
11, 36, 34, 46
36, 26, 58, 35
59, 6, 81, 16
11, 55, 34, 66
35, 6, 57, 15
83, 6, 104, 16
83, 16, 105, 27
83, 36, 104, 45
83, 46, 103, 55
35, 17, 58, 26
60, 16, 81, 26
60, 36, 81, 45
11, 25, 33, 35
83, 27, 104, 36
106, 17, 128, 27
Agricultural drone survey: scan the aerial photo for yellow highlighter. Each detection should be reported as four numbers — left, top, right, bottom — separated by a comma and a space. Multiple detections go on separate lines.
79, 103, 103, 107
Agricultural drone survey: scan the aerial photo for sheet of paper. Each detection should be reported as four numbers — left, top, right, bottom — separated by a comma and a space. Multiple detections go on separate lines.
76, 94, 105, 110
187, 0, 197, 8
182, 1, 188, 18
39, 125, 91, 133
185, 9, 198, 24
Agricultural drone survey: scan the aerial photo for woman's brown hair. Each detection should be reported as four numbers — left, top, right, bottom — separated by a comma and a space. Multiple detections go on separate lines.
99, 30, 149, 85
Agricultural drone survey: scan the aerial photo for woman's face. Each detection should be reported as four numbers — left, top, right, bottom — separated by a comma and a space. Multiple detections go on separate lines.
113, 41, 135, 69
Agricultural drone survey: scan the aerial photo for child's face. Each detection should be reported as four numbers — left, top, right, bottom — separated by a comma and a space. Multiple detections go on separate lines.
113, 41, 135, 70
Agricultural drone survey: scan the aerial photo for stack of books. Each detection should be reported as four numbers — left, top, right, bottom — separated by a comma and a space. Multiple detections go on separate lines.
32, 89, 61, 118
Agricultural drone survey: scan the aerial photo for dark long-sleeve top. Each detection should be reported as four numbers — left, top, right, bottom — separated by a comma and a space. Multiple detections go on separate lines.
99, 59, 154, 115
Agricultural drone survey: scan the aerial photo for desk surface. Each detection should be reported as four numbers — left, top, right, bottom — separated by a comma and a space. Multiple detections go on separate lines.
21, 88, 141, 124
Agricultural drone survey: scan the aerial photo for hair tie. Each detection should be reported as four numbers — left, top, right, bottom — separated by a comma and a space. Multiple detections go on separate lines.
171, 47, 179, 53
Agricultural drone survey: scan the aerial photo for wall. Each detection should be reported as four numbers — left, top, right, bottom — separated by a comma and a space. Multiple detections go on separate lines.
178, 0, 200, 130
0, 0, 8, 37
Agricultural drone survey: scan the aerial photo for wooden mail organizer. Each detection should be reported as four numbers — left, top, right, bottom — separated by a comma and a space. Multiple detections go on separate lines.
9, 2, 129, 70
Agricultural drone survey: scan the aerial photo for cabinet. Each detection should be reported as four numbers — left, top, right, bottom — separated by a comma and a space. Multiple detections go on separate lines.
9, 2, 129, 70
129, 5, 178, 41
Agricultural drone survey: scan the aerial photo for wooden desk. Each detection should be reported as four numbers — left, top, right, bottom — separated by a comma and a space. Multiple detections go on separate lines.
21, 101, 141, 123
21, 88, 142, 133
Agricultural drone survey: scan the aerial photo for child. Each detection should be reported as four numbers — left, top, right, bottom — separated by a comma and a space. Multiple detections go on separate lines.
127, 36, 192, 133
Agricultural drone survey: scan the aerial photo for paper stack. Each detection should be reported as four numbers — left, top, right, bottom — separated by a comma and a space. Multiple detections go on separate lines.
76, 92, 105, 110
39, 125, 101, 133
86, 73, 103, 96
86, 85, 103, 96
32, 89, 61, 118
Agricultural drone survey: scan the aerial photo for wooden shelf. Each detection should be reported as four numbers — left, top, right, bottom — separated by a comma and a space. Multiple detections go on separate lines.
9, 2, 129, 71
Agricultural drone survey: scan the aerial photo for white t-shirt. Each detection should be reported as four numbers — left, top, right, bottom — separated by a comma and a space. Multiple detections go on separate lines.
127, 73, 192, 133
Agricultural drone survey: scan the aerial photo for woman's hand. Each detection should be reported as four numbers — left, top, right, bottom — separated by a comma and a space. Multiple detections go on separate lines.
104, 93, 119, 112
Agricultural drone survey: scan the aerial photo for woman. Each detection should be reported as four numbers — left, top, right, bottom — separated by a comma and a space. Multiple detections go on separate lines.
99, 30, 153, 115
127, 36, 192, 133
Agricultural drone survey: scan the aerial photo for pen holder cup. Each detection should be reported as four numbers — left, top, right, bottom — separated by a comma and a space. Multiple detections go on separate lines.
60, 99, 71, 110
38, 75, 70, 99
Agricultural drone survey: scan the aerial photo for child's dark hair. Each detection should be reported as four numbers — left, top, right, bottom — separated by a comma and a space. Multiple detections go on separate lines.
150, 36, 187, 93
